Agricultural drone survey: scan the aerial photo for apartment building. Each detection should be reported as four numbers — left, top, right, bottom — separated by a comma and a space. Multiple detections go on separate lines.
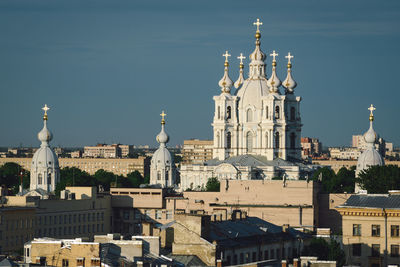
301, 137, 322, 158
2, 187, 112, 254
337, 192, 400, 267
0, 156, 150, 177
181, 139, 213, 164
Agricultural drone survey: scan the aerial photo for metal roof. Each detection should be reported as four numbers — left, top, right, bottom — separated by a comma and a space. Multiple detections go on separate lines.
205, 154, 302, 168
338, 194, 400, 210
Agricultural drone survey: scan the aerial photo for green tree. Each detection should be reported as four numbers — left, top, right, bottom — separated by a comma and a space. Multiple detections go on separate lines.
93, 169, 116, 191
56, 167, 93, 196
205, 177, 220, 192
356, 165, 400, 193
0, 162, 30, 193
302, 238, 345, 267
122, 171, 143, 188
335, 167, 355, 193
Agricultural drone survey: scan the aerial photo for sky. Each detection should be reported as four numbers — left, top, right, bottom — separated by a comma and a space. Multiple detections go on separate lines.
0, 0, 399, 148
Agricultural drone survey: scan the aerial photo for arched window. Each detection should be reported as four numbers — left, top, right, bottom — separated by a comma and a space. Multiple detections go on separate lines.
290, 107, 296, 121
216, 132, 220, 147
266, 106, 269, 119
165, 170, 169, 180
247, 109, 253, 122
227, 132, 232, 149
246, 132, 253, 152
218, 106, 220, 119
38, 173, 43, 184
290, 133, 296, 149
265, 132, 269, 148
275, 132, 280, 148
157, 171, 161, 180
227, 106, 231, 119
47, 173, 51, 184
275, 106, 280, 119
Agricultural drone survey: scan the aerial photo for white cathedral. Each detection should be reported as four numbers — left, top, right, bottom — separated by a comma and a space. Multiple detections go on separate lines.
179, 19, 314, 191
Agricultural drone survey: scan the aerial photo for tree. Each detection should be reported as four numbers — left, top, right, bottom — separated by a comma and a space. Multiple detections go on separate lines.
56, 167, 93, 196
302, 238, 345, 267
0, 162, 30, 193
312, 167, 355, 193
356, 165, 400, 193
123, 171, 143, 188
205, 177, 220, 192
93, 169, 116, 191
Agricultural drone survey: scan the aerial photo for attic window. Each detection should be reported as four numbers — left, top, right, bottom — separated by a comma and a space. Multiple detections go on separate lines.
48, 161, 52, 165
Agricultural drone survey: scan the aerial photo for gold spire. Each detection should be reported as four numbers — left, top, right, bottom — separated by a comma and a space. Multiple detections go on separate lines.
42, 104, 50, 121
160, 110, 167, 125
368, 104, 376, 121
237, 53, 246, 69
223, 50, 231, 67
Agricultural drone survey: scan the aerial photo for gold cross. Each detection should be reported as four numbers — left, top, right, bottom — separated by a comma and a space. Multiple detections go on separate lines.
160, 110, 167, 121
237, 53, 246, 64
42, 104, 50, 115
253, 18, 263, 33
285, 52, 294, 64
368, 104, 376, 117
223, 51, 231, 62
270, 50, 278, 62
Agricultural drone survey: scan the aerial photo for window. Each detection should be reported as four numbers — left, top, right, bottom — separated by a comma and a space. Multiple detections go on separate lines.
252, 252, 256, 262
275, 106, 280, 119
155, 210, 162, 220
157, 171, 161, 180
240, 253, 244, 264
264, 250, 268, 260
227, 106, 231, 119
270, 249, 274, 259
246, 132, 253, 152
246, 109, 253, 122
290, 132, 296, 149
371, 244, 380, 257
290, 107, 296, 121
391, 225, 399, 237
275, 132, 280, 149
391, 245, 399, 257
38, 174, 42, 184
62, 259, 69, 267
266, 106, 269, 119
371, 225, 380, 237
353, 224, 361, 236
218, 106, 220, 119
47, 173, 51, 184
123, 211, 129, 220
352, 243, 361, 256
166, 210, 173, 219
91, 258, 100, 267
227, 132, 231, 149
76, 258, 85, 267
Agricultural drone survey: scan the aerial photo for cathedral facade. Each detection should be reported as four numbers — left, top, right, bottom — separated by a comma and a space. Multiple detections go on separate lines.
180, 19, 312, 191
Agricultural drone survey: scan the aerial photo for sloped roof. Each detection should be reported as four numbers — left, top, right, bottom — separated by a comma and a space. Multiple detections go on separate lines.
168, 255, 207, 266
338, 194, 400, 210
0, 258, 18, 267
205, 154, 301, 168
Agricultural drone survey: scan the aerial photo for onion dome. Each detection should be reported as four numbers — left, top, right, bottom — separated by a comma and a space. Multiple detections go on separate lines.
282, 52, 297, 94
249, 18, 267, 79
267, 50, 281, 93
234, 53, 246, 89
156, 111, 169, 145
218, 51, 233, 93
356, 104, 384, 177
38, 104, 53, 145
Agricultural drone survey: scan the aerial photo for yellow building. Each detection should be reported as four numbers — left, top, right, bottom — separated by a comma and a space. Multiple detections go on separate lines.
337, 192, 400, 267
0, 156, 150, 177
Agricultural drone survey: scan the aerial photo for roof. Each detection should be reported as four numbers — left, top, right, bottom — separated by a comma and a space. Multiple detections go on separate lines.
0, 259, 19, 267
205, 154, 304, 168
168, 255, 207, 266
337, 194, 400, 210
208, 216, 310, 248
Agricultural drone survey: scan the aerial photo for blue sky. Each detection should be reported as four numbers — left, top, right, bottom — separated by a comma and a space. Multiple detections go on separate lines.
0, 0, 399, 148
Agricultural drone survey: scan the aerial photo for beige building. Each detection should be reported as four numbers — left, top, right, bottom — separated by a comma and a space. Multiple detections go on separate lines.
328, 147, 361, 160
301, 137, 322, 159
83, 144, 121, 158
337, 192, 400, 267
111, 179, 321, 236
182, 139, 213, 164
2, 187, 112, 254
0, 156, 150, 177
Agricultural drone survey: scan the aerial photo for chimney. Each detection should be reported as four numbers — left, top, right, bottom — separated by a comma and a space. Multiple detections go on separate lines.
293, 258, 299, 267
281, 260, 287, 267
216, 259, 222, 267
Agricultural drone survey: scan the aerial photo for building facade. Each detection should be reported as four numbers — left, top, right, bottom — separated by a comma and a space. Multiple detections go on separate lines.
182, 139, 213, 164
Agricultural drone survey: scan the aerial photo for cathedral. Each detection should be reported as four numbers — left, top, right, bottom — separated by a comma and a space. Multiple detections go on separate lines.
179, 19, 313, 191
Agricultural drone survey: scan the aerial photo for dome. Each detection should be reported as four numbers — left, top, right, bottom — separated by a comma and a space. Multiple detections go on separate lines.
363, 123, 377, 144
38, 121, 53, 143
357, 148, 384, 172
156, 124, 169, 144
236, 79, 269, 109
32, 146, 59, 169
151, 146, 173, 166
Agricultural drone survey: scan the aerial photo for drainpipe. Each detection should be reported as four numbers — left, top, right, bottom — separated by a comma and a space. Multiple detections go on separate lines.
383, 208, 388, 266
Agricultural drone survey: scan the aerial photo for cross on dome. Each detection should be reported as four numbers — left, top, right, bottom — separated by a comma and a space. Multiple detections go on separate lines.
42, 104, 50, 115
237, 53, 246, 64
270, 50, 278, 62
368, 104, 376, 116
285, 52, 294, 64
160, 110, 167, 121
253, 18, 263, 33
223, 51, 231, 62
